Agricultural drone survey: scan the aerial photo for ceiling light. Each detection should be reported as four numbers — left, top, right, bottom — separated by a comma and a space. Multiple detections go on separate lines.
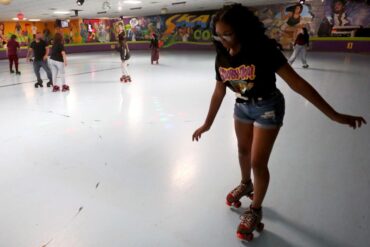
123, 0, 142, 4
54, 11, 70, 14
12, 17, 28, 20
0, 0, 12, 5
76, 0, 85, 6
29, 19, 41, 21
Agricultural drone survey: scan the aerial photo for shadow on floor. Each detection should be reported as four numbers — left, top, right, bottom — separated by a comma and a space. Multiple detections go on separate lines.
231, 206, 344, 247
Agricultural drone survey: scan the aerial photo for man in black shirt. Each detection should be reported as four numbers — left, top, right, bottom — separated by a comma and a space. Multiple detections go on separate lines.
26, 32, 53, 88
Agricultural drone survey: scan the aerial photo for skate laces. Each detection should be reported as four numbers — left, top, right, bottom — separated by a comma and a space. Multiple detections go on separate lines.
240, 207, 261, 228
231, 182, 252, 198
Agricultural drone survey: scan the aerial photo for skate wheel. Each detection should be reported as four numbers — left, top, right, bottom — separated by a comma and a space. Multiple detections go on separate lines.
246, 233, 253, 241
256, 223, 264, 232
236, 232, 253, 241
233, 201, 241, 208
226, 200, 232, 207
248, 193, 254, 200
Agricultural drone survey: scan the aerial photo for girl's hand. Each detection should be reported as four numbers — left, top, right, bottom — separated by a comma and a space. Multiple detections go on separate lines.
332, 113, 367, 129
192, 124, 210, 142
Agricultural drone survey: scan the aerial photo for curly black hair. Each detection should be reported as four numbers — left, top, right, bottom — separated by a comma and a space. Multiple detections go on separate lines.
212, 4, 269, 53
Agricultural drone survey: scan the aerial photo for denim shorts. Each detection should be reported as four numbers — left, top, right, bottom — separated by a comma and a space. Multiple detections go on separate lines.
234, 90, 285, 128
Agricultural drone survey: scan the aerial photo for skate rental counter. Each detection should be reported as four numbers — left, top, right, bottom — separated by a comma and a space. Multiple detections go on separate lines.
0, 38, 369, 60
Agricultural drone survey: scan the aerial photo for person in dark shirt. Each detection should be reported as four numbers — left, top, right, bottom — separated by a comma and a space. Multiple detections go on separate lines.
6, 35, 21, 75
150, 33, 160, 64
26, 32, 53, 88
288, 27, 310, 68
192, 4, 366, 241
118, 27, 131, 83
49, 33, 69, 92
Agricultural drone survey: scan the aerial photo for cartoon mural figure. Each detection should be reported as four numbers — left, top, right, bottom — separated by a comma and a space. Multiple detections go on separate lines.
97, 21, 109, 42
31, 22, 37, 39
14, 22, 22, 37
281, 4, 303, 28
87, 23, 97, 42
79, 22, 88, 42
319, 0, 349, 36
324, 0, 370, 27
333, 0, 350, 26
177, 25, 191, 42
69, 27, 74, 43
0, 23, 5, 48
93, 22, 99, 41
275, 4, 313, 49
104, 22, 111, 42
129, 18, 138, 41
156, 16, 163, 32
280, 4, 304, 45
43, 23, 51, 44
319, 0, 370, 36
108, 22, 116, 42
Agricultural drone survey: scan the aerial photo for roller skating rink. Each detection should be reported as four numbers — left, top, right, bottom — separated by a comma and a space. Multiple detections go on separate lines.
0, 50, 369, 247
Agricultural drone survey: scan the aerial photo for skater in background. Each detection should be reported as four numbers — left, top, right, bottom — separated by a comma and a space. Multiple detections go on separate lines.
49, 33, 69, 92
192, 4, 366, 241
150, 33, 160, 64
26, 32, 53, 88
288, 27, 310, 68
118, 26, 131, 83
6, 35, 21, 75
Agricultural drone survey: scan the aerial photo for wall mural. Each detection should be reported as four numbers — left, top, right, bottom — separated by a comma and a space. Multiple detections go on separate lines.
0, 20, 80, 48
255, 3, 314, 49
79, 12, 213, 48
0, 22, 5, 46
318, 0, 370, 36
0, 1, 369, 49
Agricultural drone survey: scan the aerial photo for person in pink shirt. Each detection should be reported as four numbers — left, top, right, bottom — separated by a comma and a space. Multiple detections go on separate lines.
6, 35, 21, 75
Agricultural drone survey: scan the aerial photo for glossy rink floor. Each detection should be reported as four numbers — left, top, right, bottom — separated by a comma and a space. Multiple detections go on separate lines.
0, 50, 369, 247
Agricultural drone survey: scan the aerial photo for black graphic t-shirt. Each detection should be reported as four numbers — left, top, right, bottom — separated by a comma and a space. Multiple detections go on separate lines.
215, 41, 287, 98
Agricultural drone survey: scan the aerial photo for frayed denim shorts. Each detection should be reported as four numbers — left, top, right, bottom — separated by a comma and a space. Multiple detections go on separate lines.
234, 90, 285, 128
